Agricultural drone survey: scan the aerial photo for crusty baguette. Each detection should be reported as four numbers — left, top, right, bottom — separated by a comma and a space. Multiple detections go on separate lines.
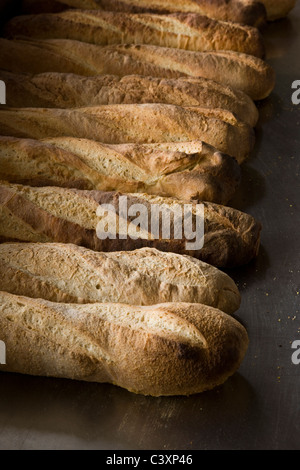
0, 104, 255, 163
4, 10, 265, 57
20, 0, 298, 23
0, 182, 262, 268
0, 243, 241, 314
0, 40, 275, 100
21, 0, 267, 27
0, 136, 241, 205
0, 71, 259, 127
0, 291, 249, 396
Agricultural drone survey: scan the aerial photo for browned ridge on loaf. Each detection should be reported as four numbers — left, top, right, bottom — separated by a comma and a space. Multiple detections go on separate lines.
0, 104, 255, 164
0, 242, 241, 314
0, 40, 275, 100
4, 10, 265, 57
21, 0, 267, 27
0, 291, 249, 396
0, 181, 262, 268
0, 71, 259, 127
0, 136, 242, 205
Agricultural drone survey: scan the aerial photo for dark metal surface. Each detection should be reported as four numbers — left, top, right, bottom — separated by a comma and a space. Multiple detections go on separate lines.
0, 3, 300, 451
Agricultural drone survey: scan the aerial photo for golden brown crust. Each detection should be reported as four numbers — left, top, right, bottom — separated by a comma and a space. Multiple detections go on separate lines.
0, 105, 255, 163
21, 0, 267, 26
0, 182, 262, 268
4, 10, 265, 57
0, 291, 249, 396
0, 136, 241, 205
0, 40, 275, 100
1, 71, 259, 127
0, 242, 241, 314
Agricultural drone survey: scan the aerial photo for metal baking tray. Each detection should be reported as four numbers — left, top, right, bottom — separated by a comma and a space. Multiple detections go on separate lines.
0, 0, 299, 450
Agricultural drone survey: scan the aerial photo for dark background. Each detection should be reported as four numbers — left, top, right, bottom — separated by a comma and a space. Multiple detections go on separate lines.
0, 0, 299, 451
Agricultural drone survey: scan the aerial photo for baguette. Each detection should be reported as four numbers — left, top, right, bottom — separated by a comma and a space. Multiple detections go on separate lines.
0, 291, 249, 396
0, 182, 262, 268
21, 0, 267, 27
0, 136, 241, 205
0, 40, 275, 100
0, 243, 241, 314
0, 71, 259, 127
4, 10, 265, 57
0, 104, 255, 163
